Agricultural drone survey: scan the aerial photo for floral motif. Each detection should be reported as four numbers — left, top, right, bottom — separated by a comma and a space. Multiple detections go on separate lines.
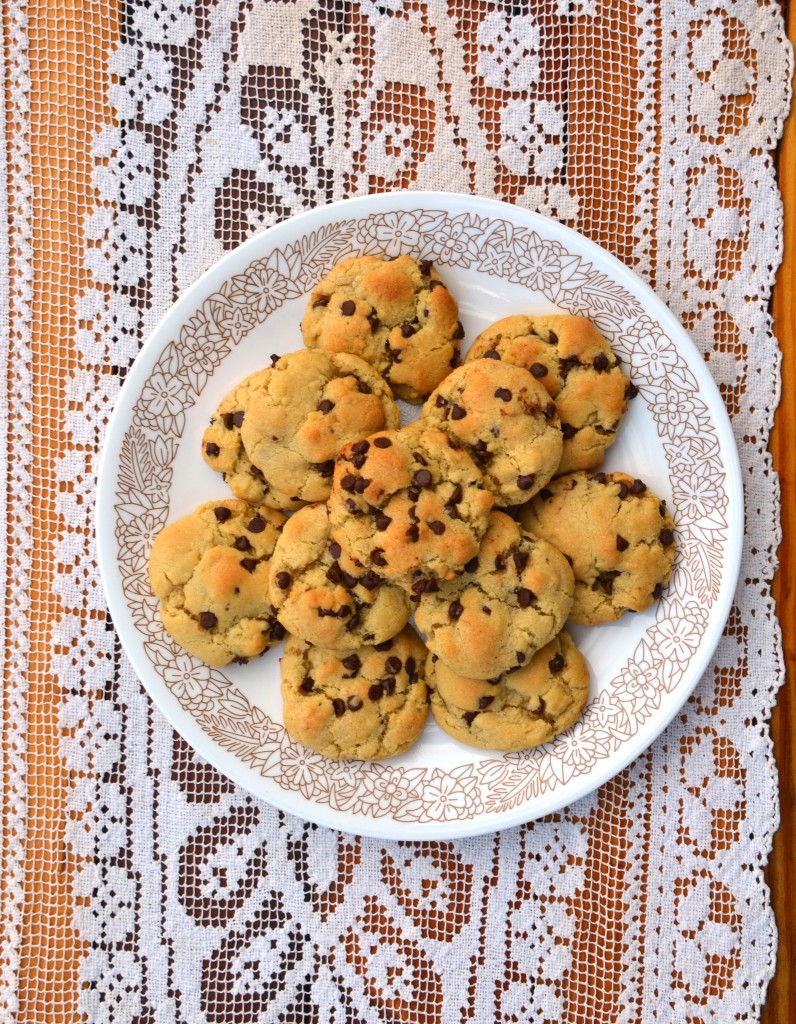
477, 12, 541, 92
112, 207, 732, 823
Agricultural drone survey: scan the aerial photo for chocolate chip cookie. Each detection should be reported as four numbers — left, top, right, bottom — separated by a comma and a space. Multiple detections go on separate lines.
413, 511, 575, 679
519, 471, 676, 625
301, 254, 462, 403
327, 423, 494, 590
420, 359, 563, 505
466, 315, 632, 473
149, 499, 287, 667
280, 627, 429, 760
240, 349, 399, 506
268, 503, 411, 650
427, 630, 589, 751
202, 369, 303, 510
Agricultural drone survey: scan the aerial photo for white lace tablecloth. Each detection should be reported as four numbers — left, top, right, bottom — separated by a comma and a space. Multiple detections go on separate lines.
2, 1, 791, 1021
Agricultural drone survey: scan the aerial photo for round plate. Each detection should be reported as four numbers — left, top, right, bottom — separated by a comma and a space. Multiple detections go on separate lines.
96, 192, 742, 839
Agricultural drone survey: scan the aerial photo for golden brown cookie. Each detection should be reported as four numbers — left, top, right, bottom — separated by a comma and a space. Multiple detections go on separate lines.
301, 254, 462, 403
519, 471, 676, 625
327, 423, 494, 591
149, 499, 287, 667
420, 359, 563, 505
466, 314, 632, 473
268, 503, 411, 650
241, 349, 399, 505
413, 511, 575, 679
280, 627, 429, 760
427, 630, 589, 751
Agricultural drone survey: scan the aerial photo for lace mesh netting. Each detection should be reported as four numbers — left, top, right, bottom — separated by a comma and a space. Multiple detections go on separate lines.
1, 0, 791, 1021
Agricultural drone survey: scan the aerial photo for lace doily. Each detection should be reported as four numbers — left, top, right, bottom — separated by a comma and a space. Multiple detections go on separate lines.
6, 1, 790, 1021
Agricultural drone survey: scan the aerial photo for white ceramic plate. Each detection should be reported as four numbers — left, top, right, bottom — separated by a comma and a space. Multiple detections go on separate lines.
97, 192, 742, 839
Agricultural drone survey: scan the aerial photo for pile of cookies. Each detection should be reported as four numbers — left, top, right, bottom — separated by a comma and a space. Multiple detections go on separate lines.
149, 254, 676, 761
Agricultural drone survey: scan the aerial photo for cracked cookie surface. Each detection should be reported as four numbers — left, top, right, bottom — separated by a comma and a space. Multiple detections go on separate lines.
420, 359, 563, 505
466, 314, 631, 473
268, 503, 411, 650
519, 471, 676, 625
202, 369, 303, 510
149, 499, 287, 667
241, 349, 399, 505
301, 254, 462, 403
280, 627, 429, 760
328, 423, 494, 590
427, 630, 589, 751
413, 511, 575, 679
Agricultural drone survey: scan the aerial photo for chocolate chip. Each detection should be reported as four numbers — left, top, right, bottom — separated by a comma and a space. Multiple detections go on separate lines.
199, 611, 217, 630
548, 653, 565, 673
420, 259, 433, 275
495, 387, 512, 402
450, 404, 466, 420
234, 536, 252, 551
385, 656, 402, 674
354, 477, 370, 494
516, 588, 535, 608
435, 394, 448, 408
326, 563, 343, 585
347, 695, 363, 711
595, 571, 620, 595
406, 524, 420, 542
547, 331, 559, 344
652, 582, 664, 599
483, 349, 501, 360
407, 486, 421, 503
659, 501, 667, 516
482, 605, 492, 615
221, 412, 235, 430
383, 677, 396, 695
478, 696, 494, 709
462, 711, 478, 725
339, 606, 353, 619
517, 474, 535, 491
368, 683, 384, 701
453, 321, 465, 340
232, 410, 245, 428
428, 520, 445, 535
275, 574, 291, 595
240, 558, 258, 573
330, 542, 342, 559
312, 294, 329, 308
449, 600, 464, 620
300, 676, 314, 693
446, 484, 462, 504
360, 570, 381, 590
561, 423, 577, 440
559, 355, 581, 378
631, 479, 647, 495
205, 442, 220, 457
367, 312, 380, 332
472, 439, 491, 463
246, 516, 265, 534
342, 654, 361, 673
374, 513, 391, 531
513, 551, 529, 572
544, 402, 557, 420
374, 639, 394, 651
660, 529, 675, 546
351, 440, 370, 457
590, 472, 607, 484
319, 399, 335, 414
408, 504, 420, 522
315, 459, 335, 478
357, 379, 373, 394
370, 437, 390, 451
332, 698, 346, 717
341, 473, 357, 492
444, 503, 459, 519
351, 453, 367, 470
341, 570, 358, 589
340, 299, 356, 316
401, 323, 416, 338
464, 557, 479, 573
414, 451, 429, 466
618, 482, 629, 499
429, 280, 444, 291
370, 548, 387, 567
214, 506, 232, 522
494, 556, 506, 571
593, 353, 609, 372
626, 381, 639, 400
530, 362, 548, 378
414, 469, 432, 487
616, 535, 629, 552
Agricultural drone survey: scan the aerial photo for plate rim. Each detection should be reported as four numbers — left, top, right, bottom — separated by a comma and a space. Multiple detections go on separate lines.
96, 190, 744, 839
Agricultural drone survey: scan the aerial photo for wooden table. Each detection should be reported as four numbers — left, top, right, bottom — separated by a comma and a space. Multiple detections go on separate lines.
4, 2, 793, 1019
